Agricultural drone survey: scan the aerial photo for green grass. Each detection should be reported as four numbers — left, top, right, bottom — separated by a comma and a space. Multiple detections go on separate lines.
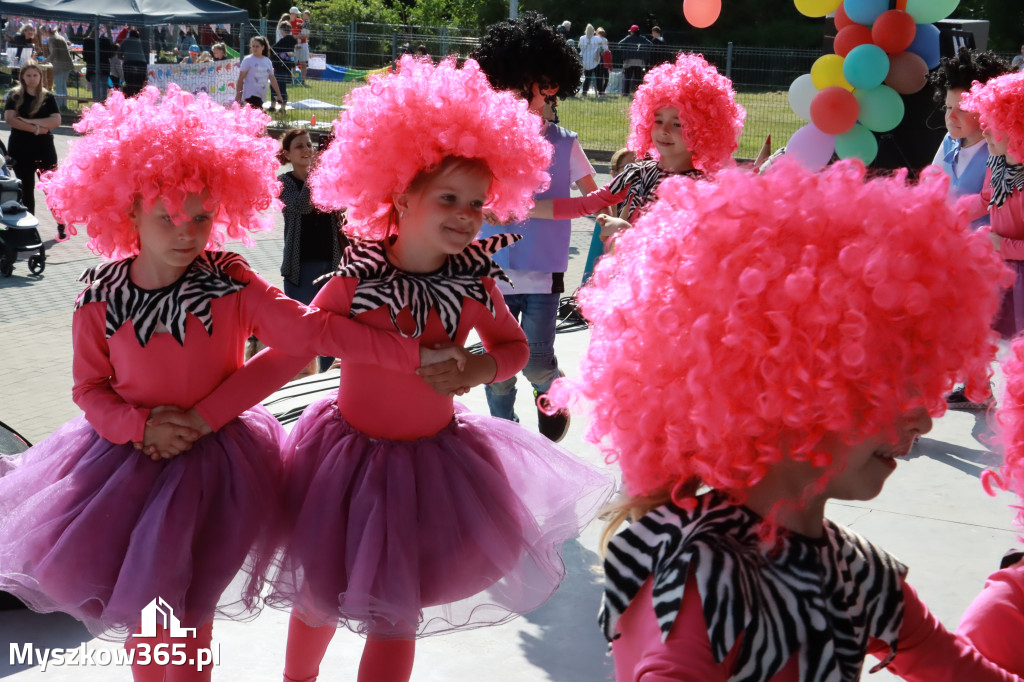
62, 76, 804, 161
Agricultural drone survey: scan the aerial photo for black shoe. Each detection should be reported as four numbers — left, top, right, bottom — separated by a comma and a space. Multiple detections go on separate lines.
57, 224, 66, 240
535, 388, 570, 442
946, 384, 994, 410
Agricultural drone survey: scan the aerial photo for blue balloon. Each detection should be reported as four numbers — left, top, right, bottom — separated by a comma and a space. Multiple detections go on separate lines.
907, 23, 941, 69
843, 44, 890, 91
843, 0, 889, 25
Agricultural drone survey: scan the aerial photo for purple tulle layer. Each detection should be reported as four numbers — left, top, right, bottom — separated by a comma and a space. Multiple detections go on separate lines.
267, 398, 613, 638
0, 407, 285, 640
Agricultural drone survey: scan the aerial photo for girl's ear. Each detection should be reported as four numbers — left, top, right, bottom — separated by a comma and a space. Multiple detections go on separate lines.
393, 192, 410, 215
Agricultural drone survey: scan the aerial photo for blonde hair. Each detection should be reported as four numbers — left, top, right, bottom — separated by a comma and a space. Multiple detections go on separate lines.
10, 60, 51, 118
197, 51, 213, 63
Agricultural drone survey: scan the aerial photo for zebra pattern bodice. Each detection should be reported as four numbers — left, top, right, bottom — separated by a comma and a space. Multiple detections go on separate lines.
76, 251, 249, 347
988, 155, 1024, 209
323, 233, 521, 340
609, 158, 703, 220
601, 491, 906, 682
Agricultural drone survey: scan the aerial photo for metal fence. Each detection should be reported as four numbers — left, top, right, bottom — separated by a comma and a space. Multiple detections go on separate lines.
53, 21, 1015, 159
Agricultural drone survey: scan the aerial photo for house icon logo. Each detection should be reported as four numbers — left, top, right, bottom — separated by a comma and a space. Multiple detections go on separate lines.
137, 597, 197, 638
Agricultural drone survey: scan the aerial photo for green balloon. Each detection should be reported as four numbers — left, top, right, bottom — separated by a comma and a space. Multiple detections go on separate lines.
906, 0, 958, 24
854, 85, 905, 132
835, 123, 878, 164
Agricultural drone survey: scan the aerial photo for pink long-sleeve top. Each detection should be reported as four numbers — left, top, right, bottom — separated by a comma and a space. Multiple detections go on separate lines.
551, 160, 703, 223
71, 252, 420, 444
958, 559, 1024, 676
963, 165, 1024, 260
213, 238, 530, 441
613, 575, 1021, 682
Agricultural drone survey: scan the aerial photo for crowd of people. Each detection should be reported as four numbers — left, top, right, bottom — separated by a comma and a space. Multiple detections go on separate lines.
6, 9, 1024, 682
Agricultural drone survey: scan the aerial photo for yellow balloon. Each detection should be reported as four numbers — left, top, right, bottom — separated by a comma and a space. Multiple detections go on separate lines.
811, 54, 853, 92
794, 0, 842, 18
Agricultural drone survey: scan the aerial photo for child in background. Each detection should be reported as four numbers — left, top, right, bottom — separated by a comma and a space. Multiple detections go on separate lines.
544, 159, 1021, 681
239, 56, 612, 682
235, 35, 283, 111
580, 147, 634, 285
473, 12, 600, 442
278, 128, 347, 372
0, 85, 447, 681
958, 337, 1024, 676
929, 48, 1009, 409
961, 71, 1024, 340
531, 52, 744, 242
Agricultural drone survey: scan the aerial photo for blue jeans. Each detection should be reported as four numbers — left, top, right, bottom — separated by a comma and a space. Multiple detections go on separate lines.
484, 292, 561, 421
53, 70, 69, 105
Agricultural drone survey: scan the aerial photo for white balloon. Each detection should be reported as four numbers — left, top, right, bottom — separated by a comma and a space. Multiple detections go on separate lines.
788, 73, 818, 123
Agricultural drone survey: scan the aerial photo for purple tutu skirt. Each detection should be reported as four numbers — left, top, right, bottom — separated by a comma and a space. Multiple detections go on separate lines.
267, 398, 613, 638
0, 407, 285, 640
995, 260, 1024, 339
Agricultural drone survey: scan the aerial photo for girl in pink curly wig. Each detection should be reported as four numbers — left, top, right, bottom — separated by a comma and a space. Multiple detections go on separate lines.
530, 52, 745, 245
0, 83, 448, 681
960, 71, 1024, 339
958, 337, 1024, 676
545, 159, 1020, 681
226, 55, 611, 682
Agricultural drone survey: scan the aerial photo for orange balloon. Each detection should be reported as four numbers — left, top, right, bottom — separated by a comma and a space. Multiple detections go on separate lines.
683, 0, 722, 28
834, 3, 854, 30
872, 10, 916, 54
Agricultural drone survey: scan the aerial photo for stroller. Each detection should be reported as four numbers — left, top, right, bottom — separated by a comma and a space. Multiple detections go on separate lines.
0, 140, 45, 277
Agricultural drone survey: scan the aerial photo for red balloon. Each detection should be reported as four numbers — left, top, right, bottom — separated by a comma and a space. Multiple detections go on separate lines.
884, 51, 929, 94
683, 0, 722, 28
834, 3, 854, 30
872, 10, 917, 54
810, 86, 859, 135
833, 24, 873, 57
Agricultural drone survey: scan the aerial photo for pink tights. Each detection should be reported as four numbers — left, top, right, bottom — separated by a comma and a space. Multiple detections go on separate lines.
283, 611, 415, 682
127, 621, 215, 682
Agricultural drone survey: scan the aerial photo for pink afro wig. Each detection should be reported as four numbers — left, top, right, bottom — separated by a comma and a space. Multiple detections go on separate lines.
546, 159, 1009, 500
309, 55, 553, 240
961, 71, 1024, 162
989, 339, 1024, 529
628, 53, 745, 174
40, 84, 280, 259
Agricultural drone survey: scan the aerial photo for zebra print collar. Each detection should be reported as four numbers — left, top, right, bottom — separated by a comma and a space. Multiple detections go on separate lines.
601, 492, 906, 682
988, 155, 1024, 209
609, 159, 703, 219
76, 251, 249, 347
327, 233, 521, 340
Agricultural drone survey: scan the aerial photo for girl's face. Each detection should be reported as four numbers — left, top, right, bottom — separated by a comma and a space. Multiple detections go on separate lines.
213, 46, 225, 58
820, 405, 932, 503
132, 195, 216, 276
394, 163, 491, 261
20, 67, 41, 92
945, 88, 981, 141
983, 125, 1012, 159
285, 134, 314, 171
249, 39, 263, 56
651, 107, 692, 167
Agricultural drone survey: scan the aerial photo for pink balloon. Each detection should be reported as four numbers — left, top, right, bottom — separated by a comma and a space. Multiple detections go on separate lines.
884, 51, 929, 94
683, 0, 722, 28
787, 123, 836, 171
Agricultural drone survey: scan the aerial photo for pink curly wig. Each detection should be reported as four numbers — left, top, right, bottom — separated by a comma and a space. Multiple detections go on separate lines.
40, 84, 281, 259
547, 159, 1009, 500
961, 71, 1024, 162
628, 53, 745, 174
309, 55, 552, 240
988, 339, 1024, 529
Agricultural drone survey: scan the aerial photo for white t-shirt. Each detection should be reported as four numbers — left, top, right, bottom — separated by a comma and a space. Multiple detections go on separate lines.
499, 136, 596, 296
578, 34, 606, 70
240, 55, 273, 100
